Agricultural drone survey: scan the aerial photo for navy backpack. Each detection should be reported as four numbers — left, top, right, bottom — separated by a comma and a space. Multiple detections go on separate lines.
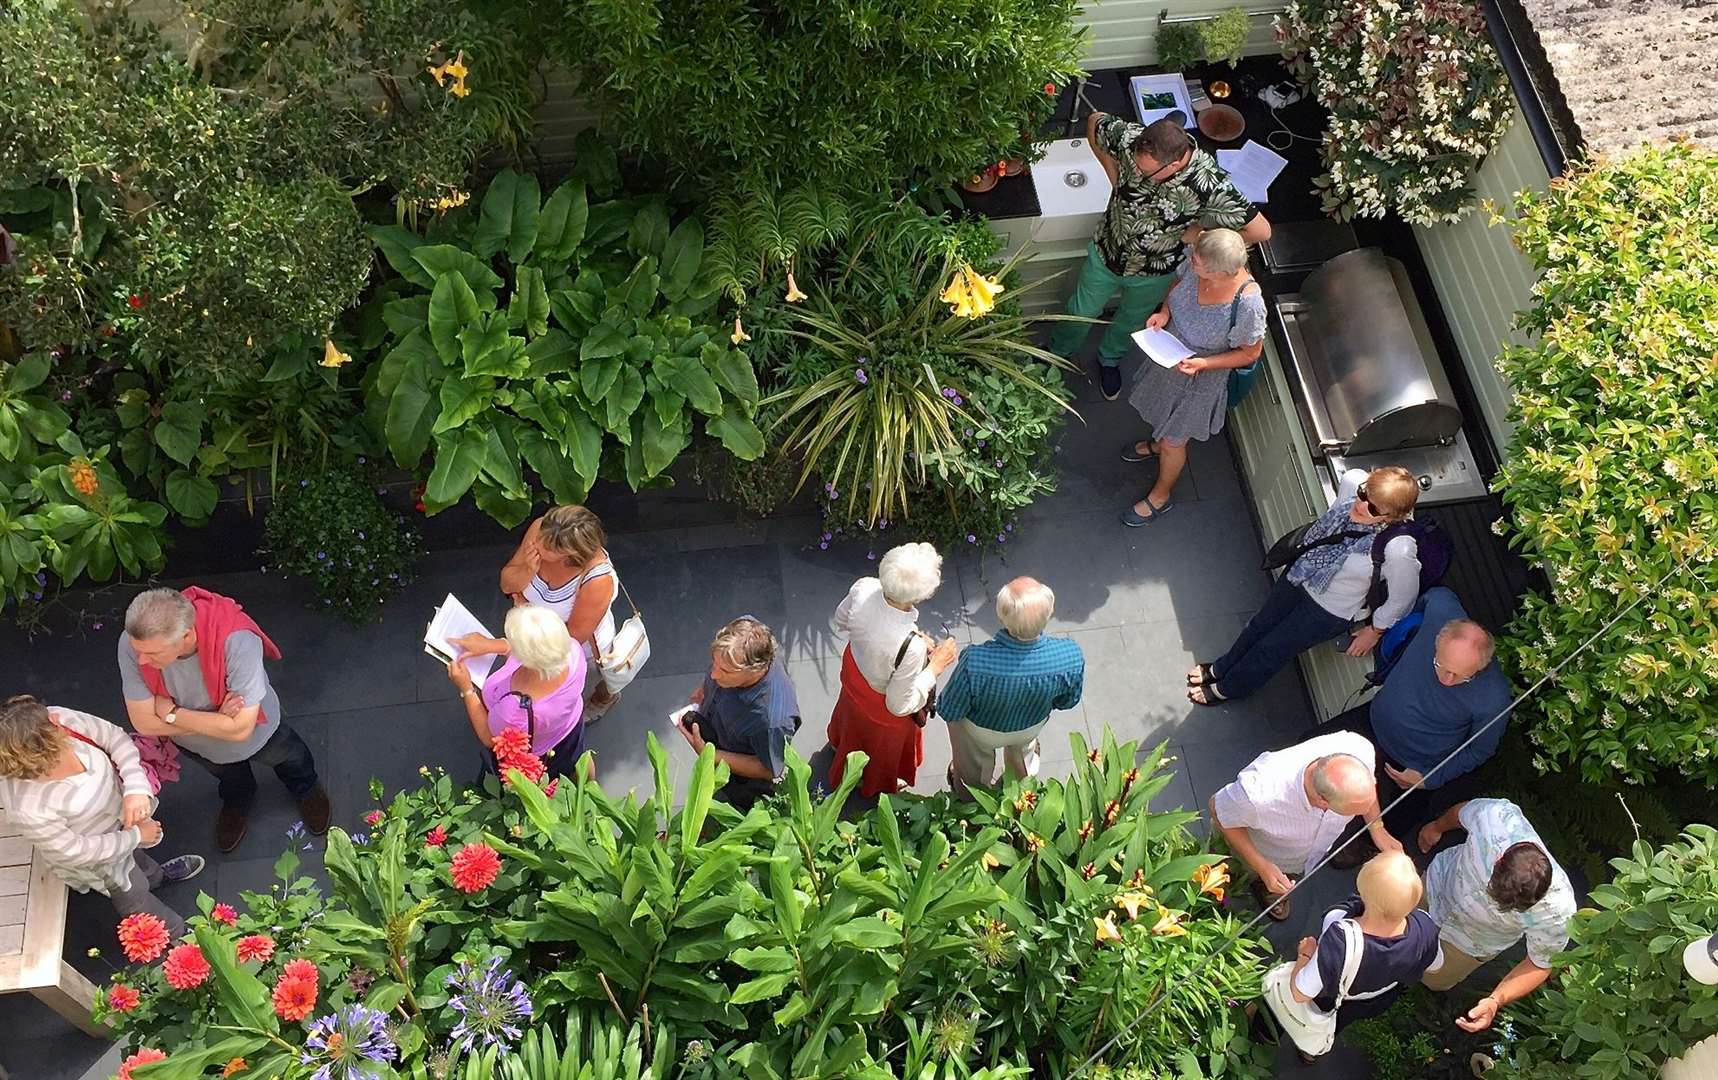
1363, 518, 1453, 615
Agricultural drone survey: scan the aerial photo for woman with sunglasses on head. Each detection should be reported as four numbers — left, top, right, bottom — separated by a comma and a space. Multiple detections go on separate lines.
1188, 466, 1422, 705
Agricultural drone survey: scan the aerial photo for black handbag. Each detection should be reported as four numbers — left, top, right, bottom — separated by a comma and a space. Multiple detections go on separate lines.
1260, 522, 1369, 572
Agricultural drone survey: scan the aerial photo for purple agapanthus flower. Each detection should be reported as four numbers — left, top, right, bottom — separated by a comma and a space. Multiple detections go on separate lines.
301, 1004, 396, 1080
966, 534, 977, 544
942, 387, 956, 399
446, 956, 533, 1054
856, 369, 868, 385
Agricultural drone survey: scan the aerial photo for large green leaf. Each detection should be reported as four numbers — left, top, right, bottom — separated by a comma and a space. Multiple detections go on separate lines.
708, 343, 760, 406
193, 926, 277, 1033
509, 265, 550, 339
472, 169, 542, 263
382, 295, 431, 337
518, 429, 589, 505
459, 310, 512, 370
7, 352, 50, 393
164, 471, 218, 520
424, 427, 487, 507
564, 410, 604, 485
654, 353, 723, 416
580, 321, 627, 363
603, 365, 646, 434
706, 405, 765, 460
638, 406, 688, 476
535, 181, 589, 261
614, 257, 661, 318
0, 407, 19, 460
367, 224, 434, 288
479, 423, 525, 495
151, 401, 203, 465
523, 330, 578, 377
384, 347, 440, 467
433, 375, 492, 435
428, 273, 480, 365
659, 218, 704, 301
411, 245, 504, 295
579, 354, 623, 404
549, 288, 599, 333
628, 202, 671, 259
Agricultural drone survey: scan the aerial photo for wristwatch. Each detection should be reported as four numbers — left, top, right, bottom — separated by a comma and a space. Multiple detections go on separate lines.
163, 710, 178, 726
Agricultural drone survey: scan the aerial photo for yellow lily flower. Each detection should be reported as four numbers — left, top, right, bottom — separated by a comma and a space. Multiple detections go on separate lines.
450, 75, 471, 99
1192, 860, 1230, 903
427, 60, 448, 86
731, 317, 751, 346
784, 271, 808, 303
1149, 904, 1189, 937
962, 265, 1004, 312
430, 190, 470, 213
321, 339, 351, 368
940, 270, 971, 313
1114, 889, 1155, 921
443, 54, 468, 81
1094, 913, 1123, 945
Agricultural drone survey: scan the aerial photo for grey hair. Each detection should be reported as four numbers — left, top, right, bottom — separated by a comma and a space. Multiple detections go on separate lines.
996, 577, 1055, 640
1435, 619, 1495, 668
1311, 753, 1374, 809
504, 605, 571, 680
125, 588, 195, 641
877, 542, 943, 607
711, 616, 776, 673
1194, 228, 1248, 275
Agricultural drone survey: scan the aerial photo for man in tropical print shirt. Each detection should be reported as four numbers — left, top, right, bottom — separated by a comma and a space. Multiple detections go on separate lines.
1049, 114, 1271, 399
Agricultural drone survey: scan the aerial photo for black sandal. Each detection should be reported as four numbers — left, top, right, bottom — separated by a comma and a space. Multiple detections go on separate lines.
1187, 684, 1227, 707
1186, 662, 1217, 687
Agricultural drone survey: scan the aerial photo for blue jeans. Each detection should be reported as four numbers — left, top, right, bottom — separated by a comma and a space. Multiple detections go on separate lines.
183, 721, 319, 810
1212, 577, 1352, 700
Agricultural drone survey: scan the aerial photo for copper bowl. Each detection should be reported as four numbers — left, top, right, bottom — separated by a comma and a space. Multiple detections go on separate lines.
1198, 104, 1245, 143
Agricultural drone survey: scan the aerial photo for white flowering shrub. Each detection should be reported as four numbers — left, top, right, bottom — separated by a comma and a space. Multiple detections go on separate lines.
1493, 144, 1718, 787
1276, 0, 1513, 226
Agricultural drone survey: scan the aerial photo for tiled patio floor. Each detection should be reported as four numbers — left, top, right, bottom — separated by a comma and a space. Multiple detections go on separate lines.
0, 359, 1380, 1078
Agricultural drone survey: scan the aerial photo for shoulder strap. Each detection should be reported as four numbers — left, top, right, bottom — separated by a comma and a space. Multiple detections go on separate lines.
1331, 920, 1367, 1008
893, 632, 921, 672
58, 723, 119, 774
506, 691, 536, 745
1228, 278, 1260, 331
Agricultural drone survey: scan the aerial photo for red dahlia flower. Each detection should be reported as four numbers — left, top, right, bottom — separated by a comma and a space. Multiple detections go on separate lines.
450, 842, 501, 892
117, 912, 171, 963
106, 983, 141, 1012
236, 934, 276, 964
271, 975, 317, 1021
163, 943, 211, 990
425, 825, 448, 847
118, 1049, 166, 1080
211, 903, 238, 926
282, 958, 319, 983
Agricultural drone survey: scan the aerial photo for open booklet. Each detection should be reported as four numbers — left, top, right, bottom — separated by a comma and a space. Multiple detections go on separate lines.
423, 593, 500, 690
1130, 326, 1195, 369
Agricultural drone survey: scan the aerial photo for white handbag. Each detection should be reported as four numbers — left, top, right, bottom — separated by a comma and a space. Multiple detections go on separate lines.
1262, 919, 1365, 1057
597, 577, 649, 694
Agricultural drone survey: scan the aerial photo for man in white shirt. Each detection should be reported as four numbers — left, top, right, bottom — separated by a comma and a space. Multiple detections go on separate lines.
1210, 731, 1402, 920
1418, 798, 1576, 1033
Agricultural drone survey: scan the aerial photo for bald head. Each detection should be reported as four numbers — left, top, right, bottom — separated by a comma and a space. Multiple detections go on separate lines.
1434, 619, 1494, 686
996, 577, 1055, 640
1309, 753, 1375, 814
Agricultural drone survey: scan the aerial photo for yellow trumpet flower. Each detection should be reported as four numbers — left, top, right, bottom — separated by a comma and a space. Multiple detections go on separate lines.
1192, 860, 1230, 903
321, 339, 351, 368
1094, 913, 1123, 945
1114, 889, 1155, 921
784, 272, 808, 303
1149, 904, 1189, 937
731, 317, 751, 346
941, 262, 1004, 318
963, 265, 1004, 309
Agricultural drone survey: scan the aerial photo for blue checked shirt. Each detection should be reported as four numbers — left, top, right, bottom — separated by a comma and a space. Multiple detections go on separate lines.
937, 632, 1085, 734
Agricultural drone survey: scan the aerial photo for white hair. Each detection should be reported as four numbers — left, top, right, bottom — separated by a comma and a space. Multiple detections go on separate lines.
504, 605, 572, 679
1311, 753, 1375, 812
877, 543, 942, 607
1194, 228, 1248, 275
125, 588, 195, 641
996, 577, 1055, 640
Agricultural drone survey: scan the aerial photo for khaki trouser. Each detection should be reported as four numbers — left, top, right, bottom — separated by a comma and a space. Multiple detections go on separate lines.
1422, 935, 1490, 991
946, 718, 1048, 796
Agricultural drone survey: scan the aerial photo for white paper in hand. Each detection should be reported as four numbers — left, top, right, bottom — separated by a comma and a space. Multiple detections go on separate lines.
424, 593, 499, 690
669, 703, 698, 735
1131, 327, 1195, 368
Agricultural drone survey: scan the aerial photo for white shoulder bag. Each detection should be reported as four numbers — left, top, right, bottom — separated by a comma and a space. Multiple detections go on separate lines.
598, 576, 649, 694
1261, 919, 1365, 1057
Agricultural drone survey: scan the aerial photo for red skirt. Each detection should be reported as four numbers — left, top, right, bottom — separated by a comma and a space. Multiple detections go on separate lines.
827, 646, 923, 798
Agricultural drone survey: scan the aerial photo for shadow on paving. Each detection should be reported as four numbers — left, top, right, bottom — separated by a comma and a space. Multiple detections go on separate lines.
1, 346, 1345, 1080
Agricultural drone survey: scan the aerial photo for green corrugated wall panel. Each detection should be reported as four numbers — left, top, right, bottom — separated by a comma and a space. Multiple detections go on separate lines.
1410, 106, 1548, 458
1079, 1, 1284, 69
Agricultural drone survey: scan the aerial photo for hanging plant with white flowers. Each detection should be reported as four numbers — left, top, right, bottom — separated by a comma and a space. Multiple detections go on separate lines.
1276, 0, 1514, 226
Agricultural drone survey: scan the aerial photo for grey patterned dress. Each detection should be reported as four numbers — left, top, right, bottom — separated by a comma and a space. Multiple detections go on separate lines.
1128, 257, 1267, 442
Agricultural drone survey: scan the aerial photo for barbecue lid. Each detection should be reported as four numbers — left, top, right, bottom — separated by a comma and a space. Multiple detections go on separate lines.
1295, 248, 1462, 456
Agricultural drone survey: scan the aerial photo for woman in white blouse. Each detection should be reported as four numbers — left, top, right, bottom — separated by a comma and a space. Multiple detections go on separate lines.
826, 543, 959, 798
499, 504, 619, 718
0, 696, 202, 936
1189, 467, 1422, 705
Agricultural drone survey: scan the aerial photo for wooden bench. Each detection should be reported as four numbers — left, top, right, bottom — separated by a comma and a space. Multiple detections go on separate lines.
0, 815, 107, 1036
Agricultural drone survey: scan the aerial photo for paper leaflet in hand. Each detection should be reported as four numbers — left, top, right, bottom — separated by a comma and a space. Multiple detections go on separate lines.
424, 593, 499, 689
1131, 326, 1196, 369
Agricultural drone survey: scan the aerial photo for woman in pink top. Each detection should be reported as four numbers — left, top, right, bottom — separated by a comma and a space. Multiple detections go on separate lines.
447, 605, 588, 778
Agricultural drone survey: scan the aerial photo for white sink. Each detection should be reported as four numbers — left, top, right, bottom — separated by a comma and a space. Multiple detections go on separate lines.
1029, 138, 1113, 242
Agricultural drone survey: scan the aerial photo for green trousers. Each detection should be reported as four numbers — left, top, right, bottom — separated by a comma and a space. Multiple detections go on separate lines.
1049, 242, 1177, 368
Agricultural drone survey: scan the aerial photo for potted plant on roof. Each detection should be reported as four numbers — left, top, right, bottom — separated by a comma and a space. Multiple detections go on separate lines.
960, 159, 1006, 193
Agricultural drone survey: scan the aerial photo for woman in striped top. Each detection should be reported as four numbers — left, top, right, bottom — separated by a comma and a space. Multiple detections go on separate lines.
0, 696, 202, 936
496, 505, 621, 719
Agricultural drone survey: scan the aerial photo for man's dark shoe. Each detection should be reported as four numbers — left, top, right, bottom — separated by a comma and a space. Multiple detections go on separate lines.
215, 804, 249, 853
1329, 832, 1379, 869
160, 854, 206, 884
299, 786, 333, 835
1099, 365, 1123, 400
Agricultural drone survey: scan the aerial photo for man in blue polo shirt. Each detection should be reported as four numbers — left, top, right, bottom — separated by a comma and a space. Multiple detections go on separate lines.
1305, 587, 1513, 855
938, 577, 1084, 796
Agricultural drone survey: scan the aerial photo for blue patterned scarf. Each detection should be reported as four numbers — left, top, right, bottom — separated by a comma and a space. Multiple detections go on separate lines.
1285, 496, 1382, 594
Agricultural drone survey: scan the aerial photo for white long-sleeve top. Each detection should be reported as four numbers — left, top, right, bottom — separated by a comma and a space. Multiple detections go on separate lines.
829, 577, 937, 716
1305, 469, 1422, 629
0, 707, 154, 895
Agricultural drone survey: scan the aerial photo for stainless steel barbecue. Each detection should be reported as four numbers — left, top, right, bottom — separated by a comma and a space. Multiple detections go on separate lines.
1271, 248, 1488, 506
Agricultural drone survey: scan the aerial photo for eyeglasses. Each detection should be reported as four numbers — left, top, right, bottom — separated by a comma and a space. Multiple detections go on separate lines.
1433, 657, 1476, 686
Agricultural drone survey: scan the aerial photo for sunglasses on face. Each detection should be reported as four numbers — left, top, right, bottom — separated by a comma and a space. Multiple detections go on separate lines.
1356, 483, 1382, 517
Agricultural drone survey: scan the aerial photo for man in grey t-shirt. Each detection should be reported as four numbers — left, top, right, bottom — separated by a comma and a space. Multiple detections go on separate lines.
119, 587, 328, 852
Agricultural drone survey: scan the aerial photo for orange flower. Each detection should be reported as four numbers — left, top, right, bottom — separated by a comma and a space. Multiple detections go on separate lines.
68, 460, 99, 496
118, 1049, 166, 1080
222, 1058, 249, 1078
1093, 913, 1123, 945
117, 912, 170, 963
1114, 888, 1155, 921
1149, 904, 1189, 937
163, 943, 211, 990
1192, 860, 1230, 903
106, 982, 141, 1012
236, 934, 275, 964
271, 975, 317, 1022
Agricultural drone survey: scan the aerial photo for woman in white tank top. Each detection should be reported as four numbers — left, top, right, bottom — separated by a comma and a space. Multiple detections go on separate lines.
498, 506, 622, 714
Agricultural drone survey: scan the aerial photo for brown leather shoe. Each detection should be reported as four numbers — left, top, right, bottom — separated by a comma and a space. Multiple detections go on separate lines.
299, 786, 332, 835
215, 803, 249, 853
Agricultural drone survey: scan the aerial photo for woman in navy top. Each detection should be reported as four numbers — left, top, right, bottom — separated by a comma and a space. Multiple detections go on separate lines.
1290, 851, 1444, 1043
